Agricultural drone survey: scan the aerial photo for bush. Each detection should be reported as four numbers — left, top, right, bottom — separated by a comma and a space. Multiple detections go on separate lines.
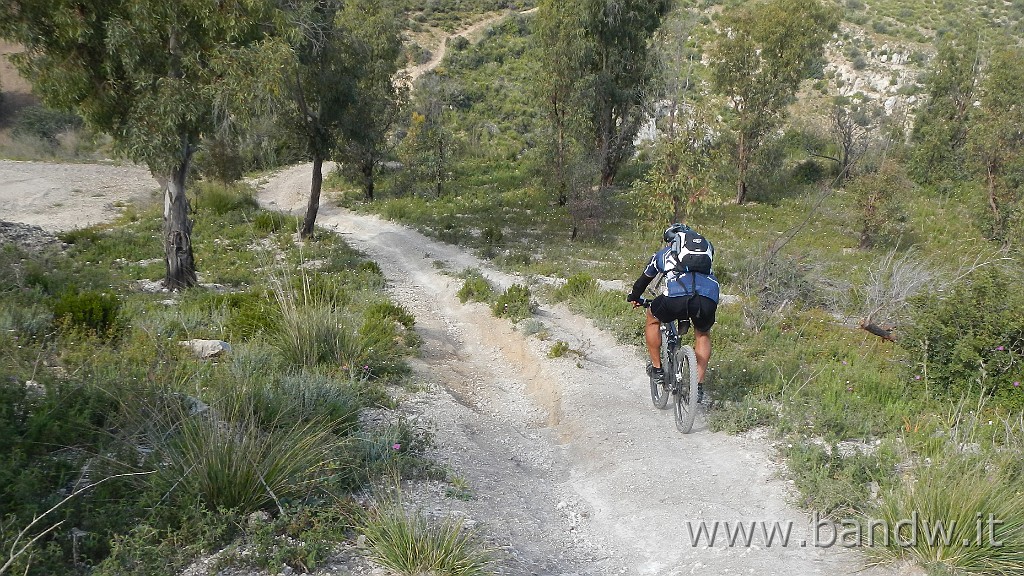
52, 289, 121, 334
492, 284, 533, 322
196, 183, 259, 215
849, 164, 910, 249
11, 105, 83, 144
792, 159, 826, 184
552, 272, 598, 302
253, 211, 297, 233
456, 270, 493, 303
865, 453, 1024, 574
902, 266, 1024, 410
153, 411, 345, 513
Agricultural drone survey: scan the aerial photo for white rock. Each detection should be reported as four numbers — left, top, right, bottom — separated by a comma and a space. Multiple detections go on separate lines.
180, 339, 232, 359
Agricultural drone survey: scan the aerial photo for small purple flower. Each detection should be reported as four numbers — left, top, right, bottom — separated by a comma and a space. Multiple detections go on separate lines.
1014, 382, 1021, 388
996, 346, 1006, 351
842, 361, 848, 366
392, 443, 401, 450
846, 386, 854, 392
914, 375, 921, 380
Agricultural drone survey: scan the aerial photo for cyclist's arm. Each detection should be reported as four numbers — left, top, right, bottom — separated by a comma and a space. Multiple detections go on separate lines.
627, 254, 660, 302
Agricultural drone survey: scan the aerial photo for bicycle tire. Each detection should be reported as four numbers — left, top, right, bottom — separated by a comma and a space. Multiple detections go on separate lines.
650, 334, 672, 409
673, 345, 699, 433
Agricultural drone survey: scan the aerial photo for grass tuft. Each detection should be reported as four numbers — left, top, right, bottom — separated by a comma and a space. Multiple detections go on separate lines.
360, 503, 491, 576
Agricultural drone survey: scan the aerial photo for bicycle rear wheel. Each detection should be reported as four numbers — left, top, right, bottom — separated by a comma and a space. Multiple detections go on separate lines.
650, 338, 672, 409
673, 345, 699, 433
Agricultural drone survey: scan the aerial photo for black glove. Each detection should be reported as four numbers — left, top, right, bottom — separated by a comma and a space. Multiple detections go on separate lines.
626, 292, 640, 303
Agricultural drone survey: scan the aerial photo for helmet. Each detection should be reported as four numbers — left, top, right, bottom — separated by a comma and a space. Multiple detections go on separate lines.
663, 223, 689, 244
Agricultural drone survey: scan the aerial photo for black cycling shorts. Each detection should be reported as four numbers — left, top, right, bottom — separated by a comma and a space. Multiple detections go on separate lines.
650, 295, 717, 333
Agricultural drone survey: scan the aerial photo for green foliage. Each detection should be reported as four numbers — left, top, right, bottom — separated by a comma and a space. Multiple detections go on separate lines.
196, 183, 260, 216
360, 503, 491, 576
152, 412, 346, 513
457, 270, 493, 303
552, 272, 597, 302
492, 283, 533, 321
902, 265, 1024, 410
633, 106, 724, 223
707, 397, 776, 434
849, 163, 911, 248
786, 441, 899, 515
52, 289, 121, 334
10, 105, 82, 144
547, 340, 570, 358
910, 26, 981, 184
709, 0, 839, 202
968, 43, 1024, 245
865, 453, 1024, 574
535, 0, 671, 187
253, 210, 298, 233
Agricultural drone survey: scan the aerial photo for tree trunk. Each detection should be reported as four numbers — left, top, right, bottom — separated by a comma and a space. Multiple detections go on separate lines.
735, 133, 748, 204
301, 155, 324, 239
163, 156, 197, 291
362, 160, 374, 202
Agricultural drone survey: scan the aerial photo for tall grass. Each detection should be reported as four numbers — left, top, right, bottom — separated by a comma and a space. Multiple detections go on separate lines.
155, 409, 346, 513
865, 453, 1024, 574
360, 503, 491, 576
270, 268, 364, 369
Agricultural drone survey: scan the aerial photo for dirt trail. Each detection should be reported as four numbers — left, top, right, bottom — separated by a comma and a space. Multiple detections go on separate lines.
258, 164, 906, 575
403, 9, 534, 86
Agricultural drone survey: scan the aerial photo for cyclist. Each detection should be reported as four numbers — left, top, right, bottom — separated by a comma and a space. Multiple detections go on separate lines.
626, 223, 720, 402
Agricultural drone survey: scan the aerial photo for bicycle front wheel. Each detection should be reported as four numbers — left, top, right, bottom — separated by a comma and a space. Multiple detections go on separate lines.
673, 345, 699, 433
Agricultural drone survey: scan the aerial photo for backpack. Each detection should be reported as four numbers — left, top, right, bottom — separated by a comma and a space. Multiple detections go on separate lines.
669, 229, 713, 275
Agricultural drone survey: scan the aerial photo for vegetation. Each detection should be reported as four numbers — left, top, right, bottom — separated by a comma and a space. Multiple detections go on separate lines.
0, 185, 437, 575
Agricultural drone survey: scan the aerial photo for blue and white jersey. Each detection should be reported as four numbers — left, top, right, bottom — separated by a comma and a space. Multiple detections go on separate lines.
643, 246, 720, 303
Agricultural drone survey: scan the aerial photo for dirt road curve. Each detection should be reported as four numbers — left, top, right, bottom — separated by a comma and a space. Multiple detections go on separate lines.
259, 164, 909, 576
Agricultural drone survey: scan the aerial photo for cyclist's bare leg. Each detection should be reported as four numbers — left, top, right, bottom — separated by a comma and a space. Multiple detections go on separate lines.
694, 328, 711, 383
645, 308, 662, 369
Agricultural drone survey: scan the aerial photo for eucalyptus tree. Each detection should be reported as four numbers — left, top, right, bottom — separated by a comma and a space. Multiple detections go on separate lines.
535, 0, 672, 188
708, 0, 838, 204
271, 0, 403, 237
0, 0, 277, 289
335, 0, 406, 202
910, 27, 981, 184
968, 44, 1024, 244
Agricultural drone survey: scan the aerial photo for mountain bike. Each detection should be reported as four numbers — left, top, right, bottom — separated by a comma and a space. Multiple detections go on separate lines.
637, 297, 700, 434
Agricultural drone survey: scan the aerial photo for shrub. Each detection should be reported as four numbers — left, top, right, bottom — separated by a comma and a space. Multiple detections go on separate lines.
52, 289, 121, 334
792, 159, 825, 184
456, 270, 493, 303
196, 183, 259, 215
11, 105, 83, 144
901, 266, 1024, 410
849, 164, 910, 249
253, 211, 297, 233
552, 272, 598, 302
154, 411, 345, 513
547, 340, 570, 358
360, 504, 491, 576
492, 284, 533, 322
